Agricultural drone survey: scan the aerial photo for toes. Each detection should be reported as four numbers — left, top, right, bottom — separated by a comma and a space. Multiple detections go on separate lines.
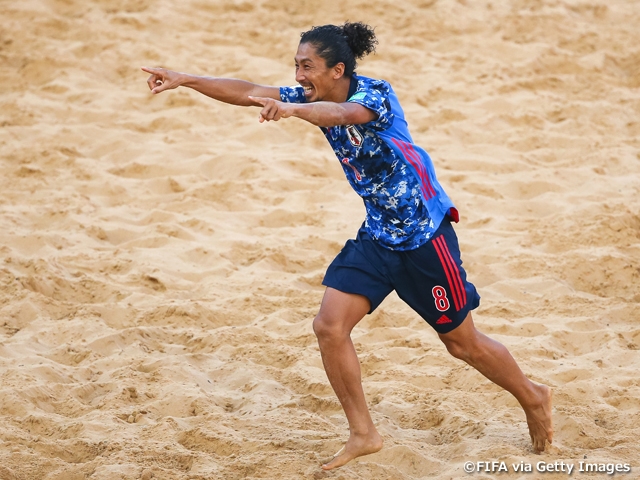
322, 453, 351, 471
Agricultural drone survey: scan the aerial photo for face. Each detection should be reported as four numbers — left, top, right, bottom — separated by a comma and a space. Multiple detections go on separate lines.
294, 42, 345, 103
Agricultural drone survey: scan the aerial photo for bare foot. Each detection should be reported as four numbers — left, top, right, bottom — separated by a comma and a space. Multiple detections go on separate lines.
321, 431, 383, 470
524, 383, 553, 452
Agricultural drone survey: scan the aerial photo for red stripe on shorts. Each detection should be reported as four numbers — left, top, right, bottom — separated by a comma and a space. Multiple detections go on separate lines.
432, 235, 467, 312
439, 235, 467, 310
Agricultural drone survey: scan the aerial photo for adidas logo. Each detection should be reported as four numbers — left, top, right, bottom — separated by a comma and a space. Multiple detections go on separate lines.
436, 314, 452, 324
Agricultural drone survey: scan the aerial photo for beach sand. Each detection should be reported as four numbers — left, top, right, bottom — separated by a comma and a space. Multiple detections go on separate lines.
1, 1, 639, 478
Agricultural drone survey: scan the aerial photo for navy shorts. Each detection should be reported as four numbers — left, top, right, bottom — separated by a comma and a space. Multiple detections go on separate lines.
322, 219, 480, 334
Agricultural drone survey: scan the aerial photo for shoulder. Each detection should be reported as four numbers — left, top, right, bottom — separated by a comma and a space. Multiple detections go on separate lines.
347, 75, 395, 131
350, 75, 392, 99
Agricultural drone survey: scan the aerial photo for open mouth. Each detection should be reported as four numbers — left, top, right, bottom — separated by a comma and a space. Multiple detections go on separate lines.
302, 85, 314, 96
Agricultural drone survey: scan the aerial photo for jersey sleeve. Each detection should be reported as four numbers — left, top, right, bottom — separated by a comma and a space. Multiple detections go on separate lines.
347, 79, 394, 131
280, 85, 307, 103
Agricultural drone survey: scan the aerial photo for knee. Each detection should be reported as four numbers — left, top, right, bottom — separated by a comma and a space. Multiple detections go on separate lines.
440, 331, 484, 362
441, 337, 471, 361
312, 312, 347, 342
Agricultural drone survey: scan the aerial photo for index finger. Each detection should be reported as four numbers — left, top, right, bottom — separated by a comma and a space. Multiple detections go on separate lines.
248, 96, 268, 106
141, 67, 163, 92
141, 66, 161, 75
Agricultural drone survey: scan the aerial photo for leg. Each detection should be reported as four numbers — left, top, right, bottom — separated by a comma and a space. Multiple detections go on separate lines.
438, 312, 553, 452
313, 287, 383, 470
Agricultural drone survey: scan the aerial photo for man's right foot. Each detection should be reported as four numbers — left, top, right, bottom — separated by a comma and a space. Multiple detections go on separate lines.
321, 431, 383, 470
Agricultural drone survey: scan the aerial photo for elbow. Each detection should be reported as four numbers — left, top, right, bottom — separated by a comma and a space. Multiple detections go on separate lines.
314, 114, 349, 128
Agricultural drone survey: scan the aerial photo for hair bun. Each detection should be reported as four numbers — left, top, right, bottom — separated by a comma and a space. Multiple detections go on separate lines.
341, 22, 378, 59
299, 22, 377, 76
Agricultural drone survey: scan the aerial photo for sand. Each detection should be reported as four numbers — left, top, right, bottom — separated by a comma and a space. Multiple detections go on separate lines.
1, 0, 639, 479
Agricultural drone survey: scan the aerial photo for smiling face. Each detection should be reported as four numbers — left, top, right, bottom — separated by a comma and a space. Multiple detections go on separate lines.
295, 42, 348, 103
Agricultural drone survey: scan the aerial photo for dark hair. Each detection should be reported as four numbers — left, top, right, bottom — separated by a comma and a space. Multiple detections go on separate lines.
299, 22, 377, 76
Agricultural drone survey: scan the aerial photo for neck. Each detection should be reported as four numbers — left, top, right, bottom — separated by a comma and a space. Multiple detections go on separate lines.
326, 75, 352, 103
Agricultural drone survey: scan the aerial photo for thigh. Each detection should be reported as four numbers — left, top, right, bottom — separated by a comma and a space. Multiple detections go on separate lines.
316, 287, 372, 335
437, 311, 479, 351
393, 220, 480, 334
322, 229, 394, 314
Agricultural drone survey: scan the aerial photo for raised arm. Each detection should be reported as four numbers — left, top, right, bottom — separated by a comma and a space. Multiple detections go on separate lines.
141, 66, 280, 106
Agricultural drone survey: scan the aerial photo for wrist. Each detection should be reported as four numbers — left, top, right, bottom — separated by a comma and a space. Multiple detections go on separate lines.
179, 72, 198, 88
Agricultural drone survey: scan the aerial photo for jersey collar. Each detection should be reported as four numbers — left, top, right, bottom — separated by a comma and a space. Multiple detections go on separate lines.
347, 74, 358, 100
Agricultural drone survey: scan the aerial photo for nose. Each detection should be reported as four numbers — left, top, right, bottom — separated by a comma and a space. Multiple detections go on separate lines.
295, 68, 305, 83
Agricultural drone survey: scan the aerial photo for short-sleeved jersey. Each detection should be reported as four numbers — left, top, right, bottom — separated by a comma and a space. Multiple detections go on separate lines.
280, 75, 458, 251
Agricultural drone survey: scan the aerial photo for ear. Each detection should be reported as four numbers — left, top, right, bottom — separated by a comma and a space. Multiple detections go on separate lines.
332, 62, 346, 80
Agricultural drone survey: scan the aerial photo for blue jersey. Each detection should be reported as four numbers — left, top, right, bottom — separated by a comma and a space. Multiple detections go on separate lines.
280, 75, 458, 251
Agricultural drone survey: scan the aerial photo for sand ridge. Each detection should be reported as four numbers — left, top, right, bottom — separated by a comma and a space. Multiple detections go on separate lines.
1, 0, 639, 478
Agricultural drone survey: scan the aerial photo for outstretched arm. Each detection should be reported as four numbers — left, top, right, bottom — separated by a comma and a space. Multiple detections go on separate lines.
249, 96, 376, 127
141, 66, 280, 107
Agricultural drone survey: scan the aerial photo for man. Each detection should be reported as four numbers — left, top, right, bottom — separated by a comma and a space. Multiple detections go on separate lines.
142, 21, 553, 471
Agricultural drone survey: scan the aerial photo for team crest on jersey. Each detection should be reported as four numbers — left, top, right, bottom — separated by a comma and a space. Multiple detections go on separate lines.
346, 125, 363, 147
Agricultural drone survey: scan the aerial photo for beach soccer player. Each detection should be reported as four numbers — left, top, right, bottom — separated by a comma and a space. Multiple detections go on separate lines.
142, 21, 553, 471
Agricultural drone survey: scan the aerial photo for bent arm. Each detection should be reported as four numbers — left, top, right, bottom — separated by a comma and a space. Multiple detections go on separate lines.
142, 66, 280, 106
250, 96, 377, 127
290, 101, 377, 127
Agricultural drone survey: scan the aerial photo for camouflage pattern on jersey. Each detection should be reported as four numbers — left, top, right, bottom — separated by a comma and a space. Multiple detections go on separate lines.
280, 75, 456, 251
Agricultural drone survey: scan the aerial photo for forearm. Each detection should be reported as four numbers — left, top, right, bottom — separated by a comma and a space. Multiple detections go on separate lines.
289, 101, 374, 127
179, 74, 274, 106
